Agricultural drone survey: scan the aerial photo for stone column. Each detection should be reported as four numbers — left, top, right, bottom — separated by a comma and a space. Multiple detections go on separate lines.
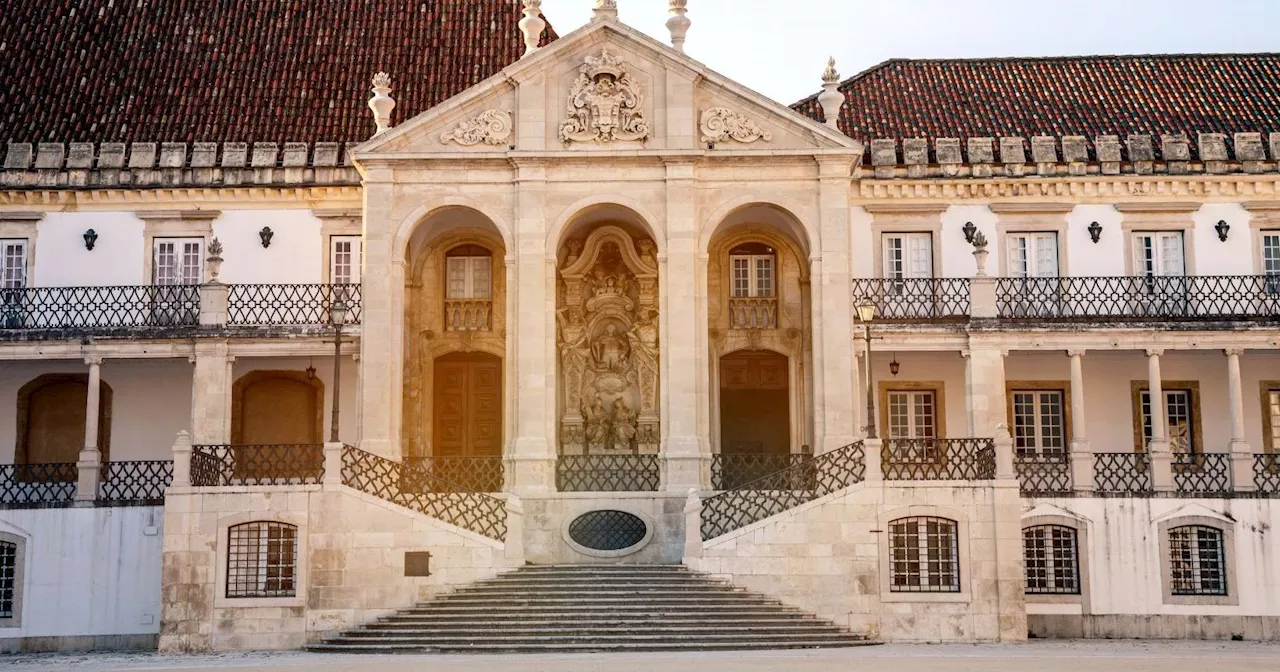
190, 340, 232, 445
814, 158, 857, 453
1067, 350, 1093, 493
1146, 348, 1174, 492
357, 168, 401, 459
966, 342, 1008, 437
75, 356, 105, 501
661, 159, 706, 490
1225, 348, 1255, 491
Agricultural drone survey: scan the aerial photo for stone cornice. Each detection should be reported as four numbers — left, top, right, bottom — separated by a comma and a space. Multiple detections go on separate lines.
0, 185, 362, 208
856, 174, 1280, 201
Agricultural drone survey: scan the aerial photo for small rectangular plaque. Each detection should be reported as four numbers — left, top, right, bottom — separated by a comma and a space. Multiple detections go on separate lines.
405, 551, 432, 577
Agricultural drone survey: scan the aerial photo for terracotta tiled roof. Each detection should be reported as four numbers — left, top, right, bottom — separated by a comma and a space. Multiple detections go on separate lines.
793, 53, 1280, 157
0, 0, 555, 144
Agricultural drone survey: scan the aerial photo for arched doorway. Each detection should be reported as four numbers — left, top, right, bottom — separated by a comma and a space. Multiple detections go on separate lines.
231, 371, 323, 445
719, 350, 791, 487
17, 374, 112, 466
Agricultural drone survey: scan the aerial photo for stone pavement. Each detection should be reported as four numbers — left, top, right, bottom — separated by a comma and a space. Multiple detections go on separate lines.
3, 641, 1279, 672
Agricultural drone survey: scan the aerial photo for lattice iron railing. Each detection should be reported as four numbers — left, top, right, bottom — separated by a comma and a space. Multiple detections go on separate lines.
190, 444, 324, 486
851, 278, 970, 321
997, 276, 1280, 321
0, 463, 78, 508
97, 460, 174, 505
711, 453, 810, 490
1173, 452, 1233, 495
1253, 454, 1280, 495
341, 446, 506, 541
556, 455, 661, 492
727, 297, 778, 329
444, 299, 492, 331
403, 456, 504, 493
701, 441, 865, 541
1093, 452, 1153, 494
227, 284, 362, 326
1014, 453, 1073, 495
881, 438, 996, 481
0, 285, 200, 330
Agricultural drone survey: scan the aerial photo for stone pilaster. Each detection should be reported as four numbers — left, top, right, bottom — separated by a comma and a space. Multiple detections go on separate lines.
814, 158, 857, 452
357, 167, 401, 459
190, 341, 232, 444
661, 159, 706, 490
965, 341, 1007, 437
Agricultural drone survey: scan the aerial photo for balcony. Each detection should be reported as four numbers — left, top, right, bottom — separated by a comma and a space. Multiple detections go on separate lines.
997, 276, 1280, 322
851, 278, 970, 322
227, 283, 363, 326
444, 298, 492, 331
728, 297, 778, 329
1013, 450, 1279, 497
0, 460, 172, 509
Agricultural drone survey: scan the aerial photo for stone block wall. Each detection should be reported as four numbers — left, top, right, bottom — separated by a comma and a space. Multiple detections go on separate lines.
522, 493, 686, 564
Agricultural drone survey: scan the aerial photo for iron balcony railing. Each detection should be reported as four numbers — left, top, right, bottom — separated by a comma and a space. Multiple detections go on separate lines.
1093, 452, 1153, 494
997, 276, 1280, 321
851, 278, 970, 321
881, 438, 996, 481
1173, 452, 1233, 495
97, 460, 174, 506
1255, 454, 1280, 495
555, 455, 661, 492
0, 463, 78, 508
1014, 452, 1073, 495
0, 285, 199, 330
402, 456, 504, 493
711, 452, 810, 490
190, 444, 324, 486
227, 284, 363, 326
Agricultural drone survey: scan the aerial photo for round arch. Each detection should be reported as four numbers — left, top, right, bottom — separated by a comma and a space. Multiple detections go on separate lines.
392, 199, 514, 264
699, 197, 816, 259
547, 195, 666, 257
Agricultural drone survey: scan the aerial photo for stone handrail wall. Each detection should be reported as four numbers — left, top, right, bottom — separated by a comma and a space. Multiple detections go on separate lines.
2, 141, 360, 188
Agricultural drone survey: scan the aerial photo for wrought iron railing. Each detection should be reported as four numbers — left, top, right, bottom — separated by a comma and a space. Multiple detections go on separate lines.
227, 284, 362, 326
97, 460, 174, 505
444, 299, 492, 331
711, 453, 810, 490
997, 276, 1280, 321
555, 455, 661, 492
1014, 452, 1073, 495
701, 441, 865, 541
341, 446, 505, 541
1093, 452, 1152, 494
1254, 454, 1280, 495
190, 444, 324, 486
1173, 452, 1233, 495
728, 297, 778, 329
881, 438, 996, 480
403, 456, 504, 493
0, 285, 200, 330
851, 278, 970, 321
0, 463, 78, 508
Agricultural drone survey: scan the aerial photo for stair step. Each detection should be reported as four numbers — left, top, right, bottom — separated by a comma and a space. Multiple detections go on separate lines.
348, 624, 848, 636
307, 639, 874, 653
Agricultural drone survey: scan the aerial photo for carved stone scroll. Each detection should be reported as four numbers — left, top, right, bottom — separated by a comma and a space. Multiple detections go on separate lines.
441, 109, 513, 146
700, 108, 772, 145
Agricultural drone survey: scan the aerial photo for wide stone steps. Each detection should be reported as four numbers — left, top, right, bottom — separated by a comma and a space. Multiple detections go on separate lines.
309, 564, 874, 654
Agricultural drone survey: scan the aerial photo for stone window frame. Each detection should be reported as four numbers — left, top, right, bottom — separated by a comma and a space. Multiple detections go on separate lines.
136, 210, 218, 285
0, 212, 41, 286
314, 208, 363, 285
1259, 381, 1280, 453
1005, 381, 1073, 455
0, 530, 26, 627
864, 204, 945, 279
1020, 513, 1091, 608
990, 203, 1072, 278
877, 505, 971, 604
1157, 515, 1238, 607
214, 512, 308, 609
1129, 380, 1203, 454
1243, 201, 1280, 276
878, 381, 948, 440
1115, 203, 1199, 276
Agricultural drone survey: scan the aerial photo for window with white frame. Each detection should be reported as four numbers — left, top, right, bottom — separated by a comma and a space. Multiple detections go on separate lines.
445, 245, 492, 300
1168, 525, 1227, 596
883, 233, 933, 280
889, 516, 960, 593
330, 236, 361, 285
1141, 388, 1196, 454
1007, 232, 1059, 278
1011, 389, 1066, 455
1023, 524, 1080, 595
1132, 232, 1185, 278
153, 238, 203, 285
1263, 232, 1280, 293
226, 521, 298, 598
1, 239, 27, 289
887, 390, 937, 440
729, 243, 775, 298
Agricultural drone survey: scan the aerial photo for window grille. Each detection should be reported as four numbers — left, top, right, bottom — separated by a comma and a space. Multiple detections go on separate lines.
1169, 525, 1227, 596
226, 521, 298, 598
0, 540, 15, 617
1023, 525, 1080, 595
889, 516, 959, 593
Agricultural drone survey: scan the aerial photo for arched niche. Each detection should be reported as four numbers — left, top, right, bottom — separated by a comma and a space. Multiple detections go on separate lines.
16, 373, 111, 466
231, 371, 323, 445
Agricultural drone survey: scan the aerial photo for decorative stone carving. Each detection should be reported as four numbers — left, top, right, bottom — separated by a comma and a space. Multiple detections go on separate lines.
700, 108, 772, 145
559, 49, 650, 145
441, 110, 513, 146
557, 226, 660, 455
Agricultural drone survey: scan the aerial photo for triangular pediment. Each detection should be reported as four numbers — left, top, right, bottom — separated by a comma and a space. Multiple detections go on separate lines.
354, 17, 859, 159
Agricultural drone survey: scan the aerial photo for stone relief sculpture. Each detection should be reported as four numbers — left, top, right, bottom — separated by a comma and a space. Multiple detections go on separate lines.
559, 48, 650, 144
441, 109, 513, 146
557, 226, 660, 455
700, 107, 773, 144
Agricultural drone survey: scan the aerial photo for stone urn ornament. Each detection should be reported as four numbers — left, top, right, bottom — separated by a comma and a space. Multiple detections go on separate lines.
971, 230, 989, 277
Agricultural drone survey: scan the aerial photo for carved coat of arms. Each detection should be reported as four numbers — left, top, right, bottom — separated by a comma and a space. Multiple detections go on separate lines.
559, 48, 650, 144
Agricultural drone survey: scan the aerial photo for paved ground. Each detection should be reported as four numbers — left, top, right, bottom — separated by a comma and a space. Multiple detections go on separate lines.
3, 641, 1280, 672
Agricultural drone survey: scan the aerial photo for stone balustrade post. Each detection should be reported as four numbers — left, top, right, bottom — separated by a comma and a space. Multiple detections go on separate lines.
323, 442, 344, 486
504, 495, 526, 567
994, 424, 1015, 481
198, 282, 228, 327
969, 276, 998, 319
171, 430, 193, 488
682, 488, 703, 564
863, 438, 883, 483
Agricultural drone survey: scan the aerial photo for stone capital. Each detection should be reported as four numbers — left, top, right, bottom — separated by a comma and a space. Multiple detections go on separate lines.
1144, 348, 1164, 358
84, 355, 105, 366
1224, 347, 1244, 357
1066, 349, 1086, 358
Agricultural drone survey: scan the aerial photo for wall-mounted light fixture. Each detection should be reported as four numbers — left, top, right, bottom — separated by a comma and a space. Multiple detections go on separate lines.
962, 221, 977, 244
1215, 220, 1230, 242
83, 229, 98, 251
259, 226, 274, 248
889, 354, 900, 377
1087, 221, 1102, 244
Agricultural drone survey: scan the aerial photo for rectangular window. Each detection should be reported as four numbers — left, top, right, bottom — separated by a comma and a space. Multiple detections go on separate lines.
153, 238, 203, 285
0, 540, 15, 618
446, 256, 492, 300
1132, 232, 1185, 278
1141, 389, 1195, 453
1269, 390, 1280, 452
1007, 233, 1059, 278
729, 255, 774, 297
227, 522, 298, 598
330, 236, 361, 285
889, 516, 960, 593
0, 239, 28, 289
887, 390, 936, 440
1011, 390, 1066, 455
1023, 525, 1080, 595
1169, 525, 1227, 596
1263, 233, 1280, 294
883, 233, 933, 280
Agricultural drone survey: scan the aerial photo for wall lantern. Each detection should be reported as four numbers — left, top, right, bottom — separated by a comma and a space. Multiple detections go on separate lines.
1087, 221, 1102, 244
889, 354, 900, 376
259, 226, 274, 248
83, 229, 98, 251
1215, 220, 1230, 242
962, 221, 977, 244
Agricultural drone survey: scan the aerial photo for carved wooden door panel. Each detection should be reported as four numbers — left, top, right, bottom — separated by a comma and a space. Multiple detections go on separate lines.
719, 350, 790, 456
433, 353, 503, 458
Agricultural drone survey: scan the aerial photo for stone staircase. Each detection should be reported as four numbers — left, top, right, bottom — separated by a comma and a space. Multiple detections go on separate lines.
308, 564, 875, 653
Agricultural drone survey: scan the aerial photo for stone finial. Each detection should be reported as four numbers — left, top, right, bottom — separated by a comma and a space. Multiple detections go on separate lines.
817, 57, 843, 130
368, 72, 396, 137
519, 1, 546, 57
971, 230, 990, 277
593, 0, 618, 20
667, 1, 691, 53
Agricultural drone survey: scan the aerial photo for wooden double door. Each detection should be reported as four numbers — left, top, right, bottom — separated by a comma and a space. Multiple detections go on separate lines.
719, 350, 790, 455
432, 352, 503, 458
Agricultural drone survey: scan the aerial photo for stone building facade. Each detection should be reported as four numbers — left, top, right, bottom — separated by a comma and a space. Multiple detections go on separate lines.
2, 0, 1280, 652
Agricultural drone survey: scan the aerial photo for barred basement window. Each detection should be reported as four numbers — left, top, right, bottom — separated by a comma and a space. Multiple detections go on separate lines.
227, 521, 298, 598
1169, 525, 1227, 596
1023, 525, 1080, 595
889, 516, 959, 593
0, 540, 15, 618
